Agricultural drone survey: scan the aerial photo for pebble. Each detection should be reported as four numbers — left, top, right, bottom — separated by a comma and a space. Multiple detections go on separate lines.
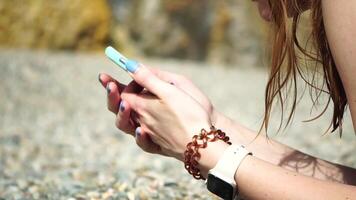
101, 188, 114, 199
127, 192, 135, 200
16, 180, 28, 190
116, 182, 128, 192
86, 191, 100, 198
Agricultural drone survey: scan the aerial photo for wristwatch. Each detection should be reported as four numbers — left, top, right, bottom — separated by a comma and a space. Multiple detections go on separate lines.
206, 145, 252, 200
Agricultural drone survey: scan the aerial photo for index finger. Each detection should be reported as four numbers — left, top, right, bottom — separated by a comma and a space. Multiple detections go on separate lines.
125, 60, 173, 98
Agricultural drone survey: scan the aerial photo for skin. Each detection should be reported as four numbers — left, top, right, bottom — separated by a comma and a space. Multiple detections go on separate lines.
99, 0, 356, 199
252, 0, 272, 21
252, 0, 312, 20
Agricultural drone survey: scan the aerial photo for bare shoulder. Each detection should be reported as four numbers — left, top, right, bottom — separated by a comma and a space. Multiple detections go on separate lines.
322, 0, 356, 130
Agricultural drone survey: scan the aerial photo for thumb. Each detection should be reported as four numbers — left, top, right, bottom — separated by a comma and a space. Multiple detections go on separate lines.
125, 60, 172, 98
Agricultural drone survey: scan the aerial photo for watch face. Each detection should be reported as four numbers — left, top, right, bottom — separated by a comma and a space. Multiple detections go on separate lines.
207, 174, 234, 200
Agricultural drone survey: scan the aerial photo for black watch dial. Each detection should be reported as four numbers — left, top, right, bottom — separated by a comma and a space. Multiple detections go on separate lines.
207, 174, 235, 200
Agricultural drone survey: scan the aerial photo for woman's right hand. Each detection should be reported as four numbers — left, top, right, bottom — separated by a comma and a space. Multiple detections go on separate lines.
148, 68, 215, 117
98, 67, 218, 135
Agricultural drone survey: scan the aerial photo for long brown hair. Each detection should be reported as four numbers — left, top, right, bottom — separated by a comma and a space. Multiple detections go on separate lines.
262, 0, 347, 136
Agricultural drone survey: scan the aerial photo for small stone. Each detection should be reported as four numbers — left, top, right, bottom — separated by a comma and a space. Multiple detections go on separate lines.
32, 192, 40, 199
8, 185, 19, 193
163, 181, 178, 187
17, 179, 28, 190
127, 192, 135, 200
28, 185, 39, 193
101, 188, 114, 199
75, 194, 87, 200
116, 183, 128, 192
86, 191, 100, 198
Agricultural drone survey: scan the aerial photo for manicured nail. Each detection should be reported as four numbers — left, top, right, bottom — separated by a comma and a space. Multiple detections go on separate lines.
119, 101, 125, 112
125, 59, 140, 73
135, 127, 141, 138
98, 73, 102, 84
106, 83, 111, 94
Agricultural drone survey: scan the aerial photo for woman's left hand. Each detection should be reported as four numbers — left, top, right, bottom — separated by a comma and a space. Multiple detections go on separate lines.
120, 63, 213, 161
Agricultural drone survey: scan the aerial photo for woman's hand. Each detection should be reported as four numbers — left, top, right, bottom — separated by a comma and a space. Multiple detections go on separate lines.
99, 67, 216, 116
98, 73, 143, 135
148, 68, 215, 118
121, 63, 213, 160
99, 63, 214, 160
99, 66, 219, 158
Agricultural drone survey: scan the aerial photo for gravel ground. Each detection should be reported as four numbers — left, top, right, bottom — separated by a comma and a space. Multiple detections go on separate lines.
0, 49, 355, 199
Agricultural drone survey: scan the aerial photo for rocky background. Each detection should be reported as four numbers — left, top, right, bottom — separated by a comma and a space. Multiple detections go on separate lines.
0, 0, 111, 50
0, 0, 267, 65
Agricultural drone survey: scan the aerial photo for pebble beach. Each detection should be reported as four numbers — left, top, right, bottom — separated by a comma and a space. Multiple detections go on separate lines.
0, 49, 355, 200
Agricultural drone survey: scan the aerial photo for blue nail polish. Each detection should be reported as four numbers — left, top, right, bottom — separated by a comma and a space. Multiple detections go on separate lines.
119, 101, 125, 112
135, 127, 141, 138
125, 60, 140, 73
105, 46, 128, 71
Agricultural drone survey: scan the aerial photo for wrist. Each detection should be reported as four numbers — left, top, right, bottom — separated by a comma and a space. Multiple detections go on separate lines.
197, 140, 230, 178
214, 110, 262, 148
214, 111, 247, 144
213, 111, 234, 135
183, 126, 231, 179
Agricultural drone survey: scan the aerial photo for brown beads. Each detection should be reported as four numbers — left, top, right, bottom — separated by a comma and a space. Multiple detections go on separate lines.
184, 126, 232, 180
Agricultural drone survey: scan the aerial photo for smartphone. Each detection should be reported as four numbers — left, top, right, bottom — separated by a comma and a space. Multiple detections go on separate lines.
105, 46, 129, 71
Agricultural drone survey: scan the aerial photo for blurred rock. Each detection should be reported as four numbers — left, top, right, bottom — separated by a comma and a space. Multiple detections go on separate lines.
0, 0, 111, 50
108, 0, 268, 66
0, 0, 268, 65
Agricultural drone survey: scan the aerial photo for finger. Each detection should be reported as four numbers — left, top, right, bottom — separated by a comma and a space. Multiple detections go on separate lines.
149, 68, 200, 99
106, 82, 121, 113
120, 92, 148, 114
130, 110, 141, 127
99, 73, 126, 92
115, 100, 135, 136
149, 67, 179, 85
123, 80, 144, 94
113, 80, 144, 134
149, 68, 210, 109
135, 127, 161, 154
125, 61, 173, 98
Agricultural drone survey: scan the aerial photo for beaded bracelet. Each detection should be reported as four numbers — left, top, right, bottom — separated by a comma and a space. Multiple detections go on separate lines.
184, 126, 232, 180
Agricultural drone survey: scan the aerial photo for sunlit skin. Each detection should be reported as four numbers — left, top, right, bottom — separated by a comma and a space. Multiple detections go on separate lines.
99, 0, 356, 199
251, 0, 272, 21
252, 0, 312, 21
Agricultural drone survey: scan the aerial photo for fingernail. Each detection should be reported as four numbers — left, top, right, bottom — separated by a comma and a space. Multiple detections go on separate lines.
106, 83, 111, 94
119, 101, 125, 112
125, 59, 140, 73
98, 73, 102, 84
135, 127, 141, 138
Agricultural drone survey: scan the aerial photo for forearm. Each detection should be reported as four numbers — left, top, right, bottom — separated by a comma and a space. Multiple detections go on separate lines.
196, 134, 356, 199
215, 111, 356, 184
235, 155, 356, 200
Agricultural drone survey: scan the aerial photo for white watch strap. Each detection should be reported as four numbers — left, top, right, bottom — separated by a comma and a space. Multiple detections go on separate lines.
209, 145, 251, 185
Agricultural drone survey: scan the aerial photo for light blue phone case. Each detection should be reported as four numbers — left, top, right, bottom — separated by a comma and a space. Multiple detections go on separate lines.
105, 46, 128, 71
